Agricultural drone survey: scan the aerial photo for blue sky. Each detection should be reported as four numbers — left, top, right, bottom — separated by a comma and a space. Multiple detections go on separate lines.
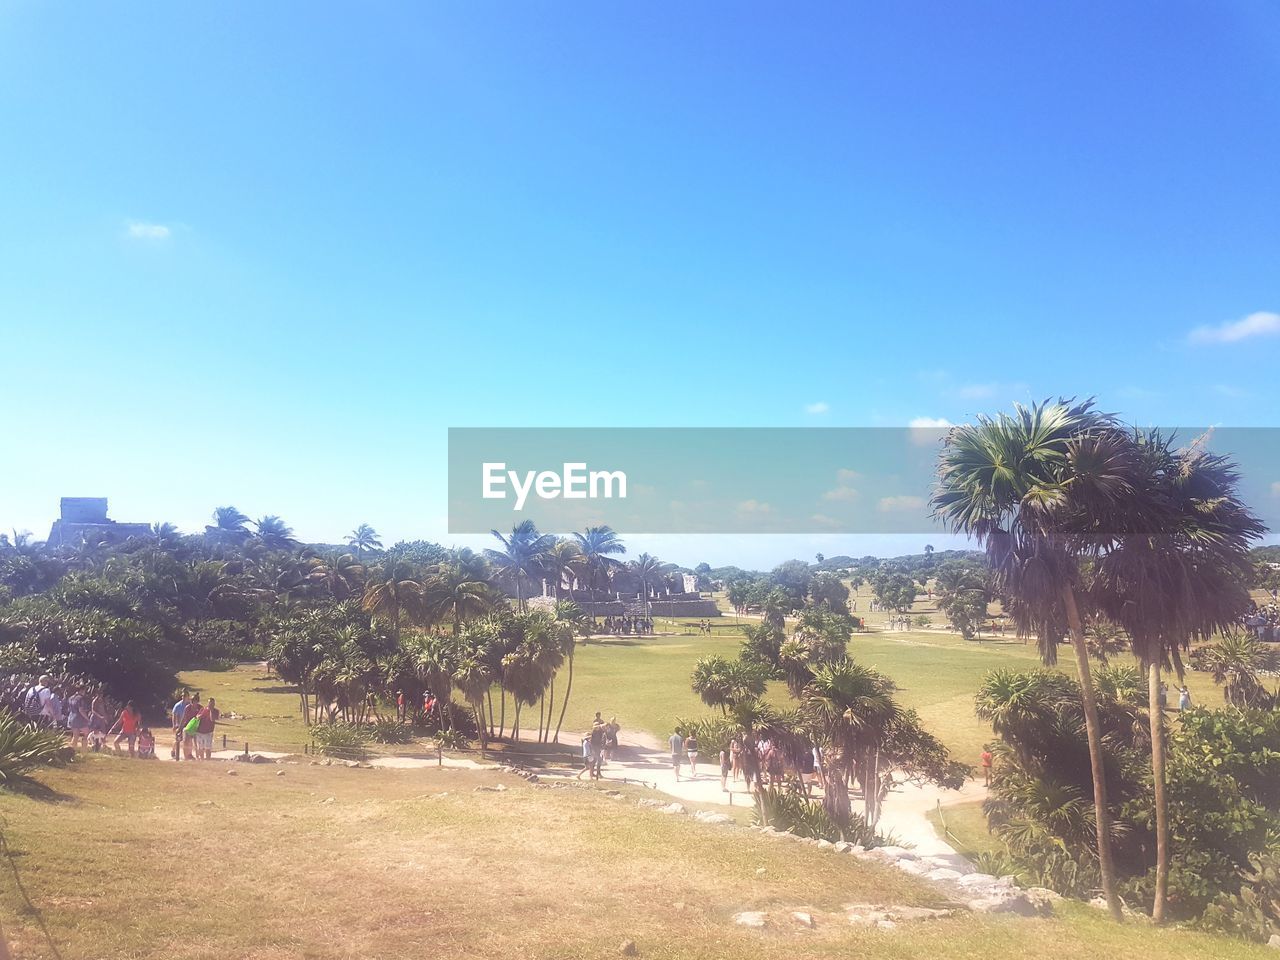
2, 2, 1278, 568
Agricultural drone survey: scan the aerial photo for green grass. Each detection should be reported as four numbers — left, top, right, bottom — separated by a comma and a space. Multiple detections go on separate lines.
928, 800, 1004, 857
1, 756, 1271, 960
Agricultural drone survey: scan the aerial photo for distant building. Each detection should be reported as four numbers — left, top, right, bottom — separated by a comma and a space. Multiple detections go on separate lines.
47, 497, 151, 547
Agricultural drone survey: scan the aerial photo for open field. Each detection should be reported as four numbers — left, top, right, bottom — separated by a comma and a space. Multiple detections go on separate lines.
1, 755, 1270, 960
177, 588, 1242, 769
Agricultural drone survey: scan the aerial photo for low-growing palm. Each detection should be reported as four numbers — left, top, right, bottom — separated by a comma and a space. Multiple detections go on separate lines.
0, 712, 70, 785
1194, 631, 1279, 707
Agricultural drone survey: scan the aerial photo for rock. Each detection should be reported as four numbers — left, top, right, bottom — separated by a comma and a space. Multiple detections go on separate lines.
320, 797, 335, 804
226, 769, 237, 776
672, 901, 686, 912
755, 867, 767, 877
619, 939, 638, 956
872, 845, 916, 861
659, 802, 686, 815
474, 784, 507, 793
197, 800, 215, 807
816, 839, 834, 849
845, 904, 953, 926
694, 811, 732, 825
1267, 934, 1279, 950
893, 859, 930, 876
275, 770, 285, 776
1023, 888, 1061, 914
790, 911, 815, 928
967, 893, 1043, 917
956, 873, 1000, 889
833, 841, 851, 853
733, 911, 768, 929
925, 868, 964, 882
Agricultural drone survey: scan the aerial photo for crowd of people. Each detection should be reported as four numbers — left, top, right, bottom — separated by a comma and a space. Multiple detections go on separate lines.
594, 615, 655, 635
21, 675, 155, 758
576, 712, 621, 779
668, 728, 823, 794
1244, 597, 1280, 643
167, 691, 221, 760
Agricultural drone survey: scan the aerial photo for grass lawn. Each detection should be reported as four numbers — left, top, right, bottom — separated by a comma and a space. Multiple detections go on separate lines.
927, 800, 1004, 858
175, 591, 1241, 771
1, 755, 1270, 960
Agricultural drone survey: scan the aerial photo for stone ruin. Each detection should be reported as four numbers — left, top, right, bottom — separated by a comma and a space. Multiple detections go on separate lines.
46, 497, 152, 547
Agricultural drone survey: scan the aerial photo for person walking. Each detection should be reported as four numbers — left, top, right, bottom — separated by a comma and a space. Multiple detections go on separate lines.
1178, 685, 1193, 711
685, 732, 700, 778
22, 675, 53, 725
183, 695, 202, 759
110, 700, 142, 757
719, 747, 731, 792
603, 717, 620, 761
981, 747, 994, 787
193, 697, 220, 760
171, 691, 193, 761
668, 729, 685, 781
66, 690, 91, 750
588, 717, 606, 779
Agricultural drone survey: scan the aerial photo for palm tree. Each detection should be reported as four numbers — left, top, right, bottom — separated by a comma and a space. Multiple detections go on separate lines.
628, 553, 674, 599
542, 539, 589, 599
345, 523, 383, 558
423, 562, 495, 634
308, 551, 366, 601
1193, 631, 1279, 707
361, 560, 422, 642
149, 522, 182, 548
212, 506, 250, 534
801, 659, 901, 826
932, 398, 1131, 919
551, 600, 588, 743
484, 520, 556, 611
571, 525, 626, 593
1092, 431, 1264, 922
252, 515, 297, 551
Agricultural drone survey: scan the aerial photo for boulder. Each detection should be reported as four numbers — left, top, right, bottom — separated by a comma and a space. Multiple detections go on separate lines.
619, 939, 638, 956
733, 911, 768, 929
833, 841, 851, 853
659, 802, 686, 815
925, 868, 964, 883
816, 839, 834, 850
694, 811, 733, 825
790, 911, 815, 928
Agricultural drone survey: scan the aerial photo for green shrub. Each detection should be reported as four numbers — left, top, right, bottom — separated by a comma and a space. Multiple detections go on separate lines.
0, 710, 71, 786
310, 722, 372, 760
750, 786, 881, 846
433, 728, 471, 751
369, 719, 416, 744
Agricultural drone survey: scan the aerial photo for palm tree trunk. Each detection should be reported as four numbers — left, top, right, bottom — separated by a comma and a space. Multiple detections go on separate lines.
1148, 657, 1170, 923
553, 648, 575, 743
1062, 585, 1124, 921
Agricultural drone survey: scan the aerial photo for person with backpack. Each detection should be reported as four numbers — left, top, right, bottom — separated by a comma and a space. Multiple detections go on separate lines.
23, 675, 53, 725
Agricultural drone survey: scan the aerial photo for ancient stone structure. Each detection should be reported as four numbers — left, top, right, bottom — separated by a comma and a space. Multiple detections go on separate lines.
47, 497, 151, 547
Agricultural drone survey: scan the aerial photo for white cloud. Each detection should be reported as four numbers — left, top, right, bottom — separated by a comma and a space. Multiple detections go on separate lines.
804, 401, 830, 415
1188, 311, 1280, 345
878, 495, 926, 513
822, 485, 860, 502
908, 417, 952, 429
810, 513, 842, 529
737, 499, 773, 514
125, 221, 172, 240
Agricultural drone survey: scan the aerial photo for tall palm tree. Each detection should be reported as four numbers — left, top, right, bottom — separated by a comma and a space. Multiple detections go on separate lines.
628, 553, 674, 599
345, 523, 383, 558
551, 600, 587, 743
1092, 431, 1264, 922
361, 560, 422, 642
212, 506, 251, 534
484, 520, 556, 611
932, 399, 1131, 919
571, 525, 626, 593
307, 551, 366, 601
542, 539, 589, 599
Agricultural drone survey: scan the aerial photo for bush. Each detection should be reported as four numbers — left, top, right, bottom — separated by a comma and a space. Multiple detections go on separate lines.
433, 729, 471, 750
0, 710, 71, 785
672, 715, 737, 757
369, 719, 416, 744
751, 786, 881, 846
310, 722, 372, 760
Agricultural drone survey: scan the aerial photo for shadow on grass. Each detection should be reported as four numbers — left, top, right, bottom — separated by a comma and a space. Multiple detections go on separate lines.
0, 825, 65, 959
249, 686, 302, 695
3, 776, 75, 805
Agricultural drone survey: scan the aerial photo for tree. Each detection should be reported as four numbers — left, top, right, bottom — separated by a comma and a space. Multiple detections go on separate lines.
691, 656, 767, 712
935, 561, 991, 640
1191, 632, 1279, 708
628, 553, 674, 599
871, 571, 917, 613
361, 559, 422, 642
485, 520, 556, 611
542, 540, 588, 598
1092, 431, 1264, 921
932, 398, 1131, 919
809, 571, 850, 612
345, 523, 383, 557
252, 515, 297, 551
551, 600, 587, 742
423, 561, 495, 635
571, 526, 626, 592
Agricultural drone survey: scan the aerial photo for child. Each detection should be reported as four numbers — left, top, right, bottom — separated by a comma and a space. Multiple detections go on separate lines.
138, 726, 156, 759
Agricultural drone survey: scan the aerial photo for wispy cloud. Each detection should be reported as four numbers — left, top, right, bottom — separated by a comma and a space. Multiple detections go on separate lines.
878, 495, 926, 513
737, 499, 773, 515
810, 513, 842, 529
1188, 311, 1280, 345
821, 468, 861, 502
804, 401, 830, 415
908, 417, 952, 429
125, 220, 172, 240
